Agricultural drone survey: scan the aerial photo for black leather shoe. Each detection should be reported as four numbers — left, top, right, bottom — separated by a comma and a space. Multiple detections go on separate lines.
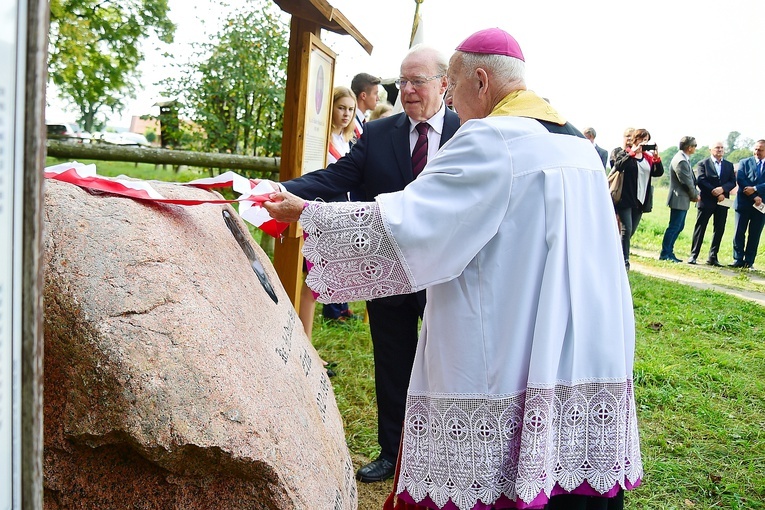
356, 457, 395, 483
729, 261, 746, 268
706, 259, 722, 267
688, 258, 697, 265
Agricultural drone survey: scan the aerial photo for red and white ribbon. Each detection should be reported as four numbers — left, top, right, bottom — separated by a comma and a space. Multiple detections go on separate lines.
44, 162, 288, 237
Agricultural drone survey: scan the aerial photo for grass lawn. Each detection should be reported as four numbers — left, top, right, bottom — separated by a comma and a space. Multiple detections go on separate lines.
45, 156, 211, 182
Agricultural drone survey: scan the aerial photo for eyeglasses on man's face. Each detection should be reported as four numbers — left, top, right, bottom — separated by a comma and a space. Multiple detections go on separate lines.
395, 74, 443, 89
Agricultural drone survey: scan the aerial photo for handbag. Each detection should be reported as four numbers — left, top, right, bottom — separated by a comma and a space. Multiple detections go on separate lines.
607, 169, 624, 204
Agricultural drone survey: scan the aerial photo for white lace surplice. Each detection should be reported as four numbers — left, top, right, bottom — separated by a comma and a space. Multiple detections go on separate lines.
302, 117, 642, 510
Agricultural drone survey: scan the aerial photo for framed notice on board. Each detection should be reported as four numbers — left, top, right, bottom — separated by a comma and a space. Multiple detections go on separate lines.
300, 33, 335, 175
0, 0, 24, 508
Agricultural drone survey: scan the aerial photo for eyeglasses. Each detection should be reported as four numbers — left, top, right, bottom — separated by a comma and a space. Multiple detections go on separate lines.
395, 74, 443, 89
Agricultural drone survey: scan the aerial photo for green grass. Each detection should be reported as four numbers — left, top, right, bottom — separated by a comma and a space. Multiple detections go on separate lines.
52, 159, 765, 507
629, 273, 765, 508
45, 157, 211, 182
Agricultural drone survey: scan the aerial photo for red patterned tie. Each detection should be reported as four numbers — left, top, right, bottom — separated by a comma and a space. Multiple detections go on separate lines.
411, 123, 429, 178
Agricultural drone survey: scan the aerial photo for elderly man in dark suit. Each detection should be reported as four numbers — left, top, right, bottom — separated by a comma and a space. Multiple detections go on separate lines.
689, 141, 736, 266
660, 136, 699, 262
731, 139, 765, 268
280, 44, 460, 483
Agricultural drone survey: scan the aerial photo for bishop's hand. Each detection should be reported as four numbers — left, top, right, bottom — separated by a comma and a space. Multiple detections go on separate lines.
263, 191, 308, 224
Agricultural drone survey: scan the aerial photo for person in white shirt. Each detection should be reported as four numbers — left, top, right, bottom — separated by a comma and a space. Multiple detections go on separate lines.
299, 87, 358, 346
350, 72, 380, 139
731, 139, 765, 268
689, 141, 736, 265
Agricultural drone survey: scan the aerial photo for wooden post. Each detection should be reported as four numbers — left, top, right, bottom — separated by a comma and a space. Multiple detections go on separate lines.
273, 17, 322, 310
270, 0, 373, 309
22, 0, 48, 508
0, 0, 46, 508
46, 141, 281, 176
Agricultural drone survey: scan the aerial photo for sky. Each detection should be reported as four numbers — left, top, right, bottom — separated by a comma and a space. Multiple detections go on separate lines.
47, 0, 765, 155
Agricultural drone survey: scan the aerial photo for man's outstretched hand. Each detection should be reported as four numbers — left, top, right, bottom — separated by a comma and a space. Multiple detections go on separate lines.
263, 190, 307, 224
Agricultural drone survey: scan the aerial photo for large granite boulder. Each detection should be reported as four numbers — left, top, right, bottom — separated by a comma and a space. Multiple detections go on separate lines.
43, 178, 357, 509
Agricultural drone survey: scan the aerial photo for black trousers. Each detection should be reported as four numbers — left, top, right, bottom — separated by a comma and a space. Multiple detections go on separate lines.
690, 205, 729, 261
366, 291, 425, 463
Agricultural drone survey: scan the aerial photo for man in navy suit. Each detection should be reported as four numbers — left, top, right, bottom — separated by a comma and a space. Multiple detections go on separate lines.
281, 45, 460, 483
689, 141, 736, 266
731, 139, 765, 268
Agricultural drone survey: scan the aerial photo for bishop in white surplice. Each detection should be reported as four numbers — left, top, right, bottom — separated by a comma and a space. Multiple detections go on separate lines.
264, 28, 642, 510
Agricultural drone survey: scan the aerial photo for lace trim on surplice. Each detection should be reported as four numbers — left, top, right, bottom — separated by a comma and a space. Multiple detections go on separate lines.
301, 201, 415, 303
398, 380, 643, 510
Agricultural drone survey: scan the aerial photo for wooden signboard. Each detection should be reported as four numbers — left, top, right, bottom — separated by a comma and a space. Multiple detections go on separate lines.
301, 34, 335, 175
272, 0, 371, 309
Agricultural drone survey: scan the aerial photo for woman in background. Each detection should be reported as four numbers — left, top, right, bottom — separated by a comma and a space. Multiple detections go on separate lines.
613, 128, 664, 270
299, 87, 358, 356
369, 101, 393, 121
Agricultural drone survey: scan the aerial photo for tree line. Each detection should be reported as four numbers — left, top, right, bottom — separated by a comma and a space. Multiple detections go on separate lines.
658, 131, 755, 169
48, 2, 759, 181
48, 0, 287, 176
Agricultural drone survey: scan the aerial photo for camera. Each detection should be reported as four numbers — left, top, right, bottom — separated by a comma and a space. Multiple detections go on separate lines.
641, 143, 657, 151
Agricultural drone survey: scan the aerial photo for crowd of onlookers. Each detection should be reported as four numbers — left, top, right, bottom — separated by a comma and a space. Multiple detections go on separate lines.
584, 127, 765, 271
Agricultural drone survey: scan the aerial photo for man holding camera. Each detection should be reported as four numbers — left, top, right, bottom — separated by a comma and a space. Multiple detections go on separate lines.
660, 136, 699, 262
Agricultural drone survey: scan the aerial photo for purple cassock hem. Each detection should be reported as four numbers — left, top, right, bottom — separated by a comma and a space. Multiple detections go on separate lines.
397, 478, 642, 510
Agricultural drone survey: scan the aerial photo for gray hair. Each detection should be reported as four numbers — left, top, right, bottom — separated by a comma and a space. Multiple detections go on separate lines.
458, 52, 526, 86
679, 136, 696, 151
405, 44, 449, 76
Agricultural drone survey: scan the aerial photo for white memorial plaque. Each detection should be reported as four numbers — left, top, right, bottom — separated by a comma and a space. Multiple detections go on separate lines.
0, 1, 25, 508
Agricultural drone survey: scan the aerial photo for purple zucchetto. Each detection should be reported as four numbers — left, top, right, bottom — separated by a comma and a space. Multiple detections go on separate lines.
456, 28, 525, 61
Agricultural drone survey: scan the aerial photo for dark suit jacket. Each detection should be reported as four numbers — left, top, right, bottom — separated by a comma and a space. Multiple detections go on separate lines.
595, 144, 608, 169
695, 157, 735, 210
283, 108, 461, 202
735, 156, 765, 211
284, 108, 460, 306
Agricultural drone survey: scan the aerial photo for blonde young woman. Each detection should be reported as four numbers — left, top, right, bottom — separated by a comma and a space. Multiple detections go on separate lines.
299, 87, 357, 363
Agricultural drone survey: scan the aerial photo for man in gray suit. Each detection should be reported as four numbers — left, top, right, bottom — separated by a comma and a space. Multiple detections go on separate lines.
583, 127, 608, 170
660, 136, 699, 262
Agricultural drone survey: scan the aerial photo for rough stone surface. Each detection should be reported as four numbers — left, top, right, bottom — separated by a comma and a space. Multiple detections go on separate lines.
43, 179, 357, 509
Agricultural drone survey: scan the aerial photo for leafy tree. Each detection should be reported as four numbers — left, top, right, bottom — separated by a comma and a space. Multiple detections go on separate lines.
727, 148, 752, 165
48, 0, 175, 132
725, 130, 755, 154
164, 1, 288, 166
690, 146, 710, 168
659, 145, 679, 165
726, 131, 741, 153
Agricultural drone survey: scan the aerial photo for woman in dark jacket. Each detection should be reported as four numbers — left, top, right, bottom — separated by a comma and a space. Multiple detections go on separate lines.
613, 128, 664, 270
